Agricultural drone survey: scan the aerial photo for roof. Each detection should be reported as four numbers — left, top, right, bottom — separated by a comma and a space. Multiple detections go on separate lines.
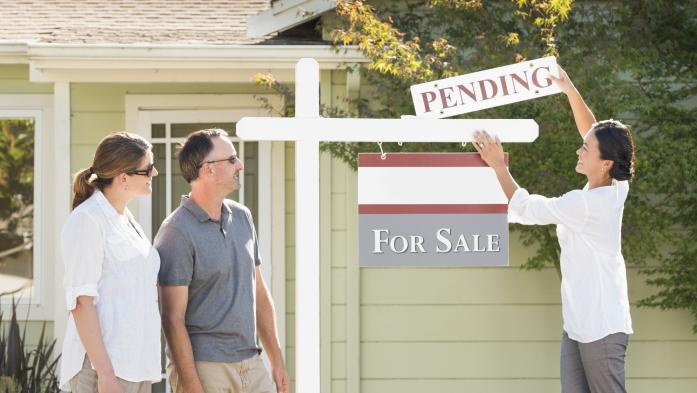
0, 0, 281, 45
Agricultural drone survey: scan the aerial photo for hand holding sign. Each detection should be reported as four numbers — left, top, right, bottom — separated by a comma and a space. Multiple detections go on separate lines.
473, 130, 505, 170
549, 65, 576, 96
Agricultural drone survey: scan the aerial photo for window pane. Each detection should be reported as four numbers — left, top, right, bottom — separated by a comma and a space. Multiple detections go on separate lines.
171, 144, 190, 215
171, 123, 236, 138
0, 118, 34, 296
151, 124, 165, 138
243, 142, 258, 227
227, 141, 259, 227
151, 143, 167, 235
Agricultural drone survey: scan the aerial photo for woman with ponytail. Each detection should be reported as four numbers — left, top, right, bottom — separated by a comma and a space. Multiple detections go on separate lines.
60, 132, 162, 393
474, 66, 636, 393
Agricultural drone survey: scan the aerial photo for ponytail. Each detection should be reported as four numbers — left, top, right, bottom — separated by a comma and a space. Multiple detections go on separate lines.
71, 132, 152, 210
71, 167, 96, 209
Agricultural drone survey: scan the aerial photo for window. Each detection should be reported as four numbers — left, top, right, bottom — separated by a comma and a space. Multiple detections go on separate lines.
0, 117, 35, 300
149, 121, 259, 235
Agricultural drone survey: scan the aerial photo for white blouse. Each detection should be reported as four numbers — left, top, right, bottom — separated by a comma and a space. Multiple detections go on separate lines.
59, 191, 161, 390
508, 180, 633, 343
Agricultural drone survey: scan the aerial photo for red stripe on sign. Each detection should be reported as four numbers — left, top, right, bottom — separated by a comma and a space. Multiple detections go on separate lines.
358, 153, 509, 167
359, 204, 508, 214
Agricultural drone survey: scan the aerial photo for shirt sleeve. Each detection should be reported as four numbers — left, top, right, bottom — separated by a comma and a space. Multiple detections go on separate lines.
244, 208, 262, 266
61, 211, 104, 311
155, 224, 194, 286
508, 187, 588, 232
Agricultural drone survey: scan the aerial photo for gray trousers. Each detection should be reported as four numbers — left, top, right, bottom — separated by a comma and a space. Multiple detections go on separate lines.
561, 331, 628, 393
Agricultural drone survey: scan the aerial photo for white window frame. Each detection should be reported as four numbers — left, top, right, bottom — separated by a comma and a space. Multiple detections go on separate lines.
137, 109, 260, 240
0, 95, 55, 321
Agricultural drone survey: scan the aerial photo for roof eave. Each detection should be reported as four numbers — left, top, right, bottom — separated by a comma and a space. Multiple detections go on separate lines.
0, 41, 367, 82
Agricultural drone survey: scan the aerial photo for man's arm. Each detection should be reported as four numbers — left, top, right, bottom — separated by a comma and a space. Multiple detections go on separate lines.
255, 266, 289, 393
160, 286, 205, 393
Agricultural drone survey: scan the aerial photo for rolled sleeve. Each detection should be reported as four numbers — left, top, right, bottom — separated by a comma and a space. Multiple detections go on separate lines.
155, 225, 194, 286
508, 188, 588, 232
61, 211, 104, 311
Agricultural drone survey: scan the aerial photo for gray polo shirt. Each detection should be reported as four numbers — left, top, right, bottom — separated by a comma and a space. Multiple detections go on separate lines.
155, 196, 261, 363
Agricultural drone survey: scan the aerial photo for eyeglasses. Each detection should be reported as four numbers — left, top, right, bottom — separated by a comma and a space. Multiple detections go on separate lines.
197, 155, 238, 168
127, 163, 156, 177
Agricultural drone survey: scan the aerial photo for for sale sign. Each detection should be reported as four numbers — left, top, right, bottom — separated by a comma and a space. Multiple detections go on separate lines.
358, 153, 509, 267
410, 56, 561, 118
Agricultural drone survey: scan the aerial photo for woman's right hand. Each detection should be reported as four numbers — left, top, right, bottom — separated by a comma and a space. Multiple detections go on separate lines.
549, 65, 576, 96
97, 374, 124, 393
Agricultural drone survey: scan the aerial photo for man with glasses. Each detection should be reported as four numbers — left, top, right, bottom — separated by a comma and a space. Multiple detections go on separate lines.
155, 129, 289, 393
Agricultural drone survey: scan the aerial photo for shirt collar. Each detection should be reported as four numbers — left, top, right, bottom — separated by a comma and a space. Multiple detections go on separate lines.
94, 190, 123, 220
181, 195, 231, 223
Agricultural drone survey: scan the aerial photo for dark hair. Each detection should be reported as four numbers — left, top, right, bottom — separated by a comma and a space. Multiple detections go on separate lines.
593, 119, 636, 181
179, 128, 229, 183
72, 132, 151, 209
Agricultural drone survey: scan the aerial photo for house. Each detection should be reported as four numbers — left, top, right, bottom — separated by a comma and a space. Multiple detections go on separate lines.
0, 1, 695, 392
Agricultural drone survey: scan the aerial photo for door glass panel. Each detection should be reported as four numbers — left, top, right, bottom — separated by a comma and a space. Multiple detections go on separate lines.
243, 142, 258, 227
171, 149, 190, 217
151, 124, 165, 138
151, 143, 167, 235
0, 118, 35, 297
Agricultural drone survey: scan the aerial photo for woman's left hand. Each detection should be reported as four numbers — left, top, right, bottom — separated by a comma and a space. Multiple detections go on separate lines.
473, 130, 506, 170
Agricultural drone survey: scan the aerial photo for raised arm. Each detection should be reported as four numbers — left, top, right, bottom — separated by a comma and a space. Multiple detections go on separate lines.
550, 65, 596, 138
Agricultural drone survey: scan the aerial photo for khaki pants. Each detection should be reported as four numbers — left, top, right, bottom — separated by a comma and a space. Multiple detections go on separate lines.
69, 356, 151, 393
168, 355, 275, 393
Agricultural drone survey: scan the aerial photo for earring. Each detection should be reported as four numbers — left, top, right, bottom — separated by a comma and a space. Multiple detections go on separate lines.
125, 183, 129, 192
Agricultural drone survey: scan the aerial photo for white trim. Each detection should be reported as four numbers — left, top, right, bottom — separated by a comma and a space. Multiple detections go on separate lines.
0, 94, 58, 322
0, 41, 29, 64
247, 0, 337, 37
32, 68, 298, 84
270, 141, 286, 353
10, 43, 367, 83
237, 117, 540, 142
293, 58, 321, 393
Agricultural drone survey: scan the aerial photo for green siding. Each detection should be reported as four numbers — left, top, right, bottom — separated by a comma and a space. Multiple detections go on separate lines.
70, 83, 271, 173
0, 65, 52, 94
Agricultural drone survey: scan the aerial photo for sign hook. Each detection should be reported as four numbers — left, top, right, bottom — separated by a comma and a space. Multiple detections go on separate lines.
377, 141, 386, 160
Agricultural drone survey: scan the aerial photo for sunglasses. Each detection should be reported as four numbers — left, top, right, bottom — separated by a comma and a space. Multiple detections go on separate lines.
127, 163, 156, 177
197, 155, 238, 168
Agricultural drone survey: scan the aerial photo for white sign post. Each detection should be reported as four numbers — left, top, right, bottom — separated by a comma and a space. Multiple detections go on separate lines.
236, 58, 539, 393
410, 56, 561, 118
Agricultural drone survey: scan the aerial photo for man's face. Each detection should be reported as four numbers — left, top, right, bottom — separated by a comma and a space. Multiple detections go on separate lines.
206, 136, 244, 193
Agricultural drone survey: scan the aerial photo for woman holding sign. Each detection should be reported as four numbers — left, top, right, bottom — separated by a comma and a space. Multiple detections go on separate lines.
474, 66, 635, 393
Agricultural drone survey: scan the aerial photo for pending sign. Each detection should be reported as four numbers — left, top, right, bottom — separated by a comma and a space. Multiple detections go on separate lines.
358, 153, 509, 267
411, 56, 561, 118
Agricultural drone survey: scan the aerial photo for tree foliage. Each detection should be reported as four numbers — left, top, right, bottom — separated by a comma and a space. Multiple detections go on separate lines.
255, 0, 697, 332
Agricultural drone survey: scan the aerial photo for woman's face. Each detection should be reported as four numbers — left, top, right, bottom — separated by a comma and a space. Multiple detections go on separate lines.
126, 151, 158, 197
575, 128, 612, 178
